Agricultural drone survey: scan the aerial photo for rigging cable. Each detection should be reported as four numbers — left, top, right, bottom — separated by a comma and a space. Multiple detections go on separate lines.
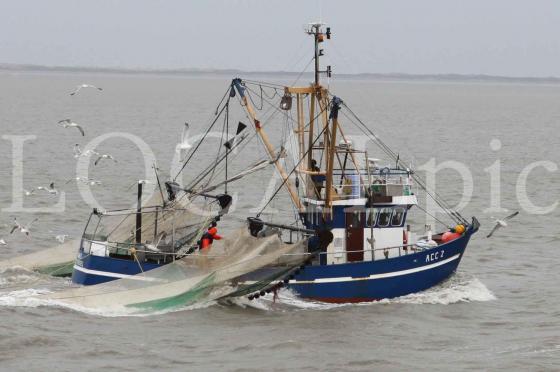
255, 103, 331, 217
172, 88, 231, 182
339, 102, 467, 225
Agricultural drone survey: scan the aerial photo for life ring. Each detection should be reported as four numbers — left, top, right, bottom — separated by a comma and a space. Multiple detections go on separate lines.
380, 167, 391, 175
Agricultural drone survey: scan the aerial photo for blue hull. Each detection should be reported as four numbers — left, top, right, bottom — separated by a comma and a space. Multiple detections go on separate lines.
72, 225, 476, 304
288, 229, 473, 302
72, 252, 161, 285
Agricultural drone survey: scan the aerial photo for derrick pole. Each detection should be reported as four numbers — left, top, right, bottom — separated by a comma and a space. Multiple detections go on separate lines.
232, 79, 304, 212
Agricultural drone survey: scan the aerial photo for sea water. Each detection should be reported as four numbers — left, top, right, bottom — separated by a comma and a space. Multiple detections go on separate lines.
0, 71, 558, 370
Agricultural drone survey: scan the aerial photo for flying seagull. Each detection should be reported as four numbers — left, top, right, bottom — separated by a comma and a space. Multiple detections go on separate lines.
70, 84, 103, 96
10, 217, 39, 237
94, 154, 117, 166
73, 144, 99, 158
83, 179, 102, 186
65, 176, 87, 185
176, 123, 192, 153
65, 177, 101, 186
58, 119, 85, 136
0, 239, 6, 246
37, 182, 58, 195
487, 211, 519, 238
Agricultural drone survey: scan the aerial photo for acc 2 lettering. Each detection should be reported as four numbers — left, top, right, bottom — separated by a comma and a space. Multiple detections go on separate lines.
425, 250, 445, 262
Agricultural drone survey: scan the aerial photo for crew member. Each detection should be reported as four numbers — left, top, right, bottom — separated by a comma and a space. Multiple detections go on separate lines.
310, 159, 325, 198
200, 226, 222, 250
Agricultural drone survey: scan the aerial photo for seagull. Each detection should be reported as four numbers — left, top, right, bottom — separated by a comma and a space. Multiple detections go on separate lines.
70, 84, 103, 96
10, 217, 38, 237
58, 119, 85, 136
487, 211, 519, 238
73, 144, 99, 158
94, 154, 117, 166
54, 234, 70, 244
37, 182, 58, 195
65, 176, 87, 184
23, 188, 35, 196
0, 239, 6, 246
175, 123, 192, 153
65, 177, 101, 186
83, 179, 102, 186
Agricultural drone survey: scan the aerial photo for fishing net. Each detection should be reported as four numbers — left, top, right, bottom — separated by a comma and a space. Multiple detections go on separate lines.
0, 191, 216, 278
0, 239, 78, 276
96, 191, 213, 250
39, 227, 309, 313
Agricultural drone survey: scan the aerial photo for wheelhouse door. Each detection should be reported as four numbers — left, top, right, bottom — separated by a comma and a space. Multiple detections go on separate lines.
345, 209, 365, 262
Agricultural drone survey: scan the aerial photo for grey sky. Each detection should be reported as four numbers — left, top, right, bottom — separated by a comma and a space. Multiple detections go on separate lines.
1, 0, 559, 77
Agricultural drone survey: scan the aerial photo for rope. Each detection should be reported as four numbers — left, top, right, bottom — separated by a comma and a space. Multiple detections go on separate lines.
338, 102, 467, 226
256, 105, 330, 217
173, 86, 232, 181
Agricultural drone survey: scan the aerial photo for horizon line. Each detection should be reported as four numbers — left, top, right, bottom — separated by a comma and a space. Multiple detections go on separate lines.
1, 62, 560, 83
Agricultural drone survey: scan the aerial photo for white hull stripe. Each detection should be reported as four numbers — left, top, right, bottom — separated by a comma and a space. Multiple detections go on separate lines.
290, 254, 461, 285
73, 265, 162, 282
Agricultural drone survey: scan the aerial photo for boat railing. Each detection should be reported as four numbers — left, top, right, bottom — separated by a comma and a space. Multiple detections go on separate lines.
80, 203, 208, 261
79, 237, 197, 264
321, 242, 429, 260
324, 170, 412, 200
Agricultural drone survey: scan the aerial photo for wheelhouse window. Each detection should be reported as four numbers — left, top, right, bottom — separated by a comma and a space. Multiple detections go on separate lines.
349, 210, 362, 228
366, 208, 377, 227
391, 208, 405, 226
378, 208, 392, 227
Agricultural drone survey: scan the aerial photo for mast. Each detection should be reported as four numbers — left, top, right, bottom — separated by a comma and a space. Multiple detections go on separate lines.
136, 181, 142, 244
231, 23, 335, 215
314, 25, 320, 86
305, 23, 337, 208
307, 22, 331, 86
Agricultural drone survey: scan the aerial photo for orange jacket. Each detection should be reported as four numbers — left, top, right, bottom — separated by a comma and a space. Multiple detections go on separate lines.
201, 227, 222, 249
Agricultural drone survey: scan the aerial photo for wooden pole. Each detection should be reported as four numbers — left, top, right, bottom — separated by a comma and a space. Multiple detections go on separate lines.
296, 94, 305, 165
240, 95, 304, 212
306, 91, 316, 199
325, 116, 338, 207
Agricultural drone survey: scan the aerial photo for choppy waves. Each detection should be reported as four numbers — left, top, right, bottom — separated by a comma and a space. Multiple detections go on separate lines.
0, 265, 495, 317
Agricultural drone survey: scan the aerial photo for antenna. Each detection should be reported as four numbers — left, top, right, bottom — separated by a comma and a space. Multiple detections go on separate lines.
305, 22, 332, 86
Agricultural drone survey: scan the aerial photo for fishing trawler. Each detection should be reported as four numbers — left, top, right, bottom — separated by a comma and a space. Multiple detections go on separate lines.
70, 23, 479, 304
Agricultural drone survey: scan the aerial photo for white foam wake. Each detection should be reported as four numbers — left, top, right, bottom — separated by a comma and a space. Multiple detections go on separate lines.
0, 286, 218, 317
0, 267, 495, 316
253, 273, 496, 310
0, 266, 220, 317
381, 274, 496, 305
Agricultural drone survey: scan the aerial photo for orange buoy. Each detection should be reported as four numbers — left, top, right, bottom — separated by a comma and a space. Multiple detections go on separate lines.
453, 224, 466, 234
442, 231, 461, 243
